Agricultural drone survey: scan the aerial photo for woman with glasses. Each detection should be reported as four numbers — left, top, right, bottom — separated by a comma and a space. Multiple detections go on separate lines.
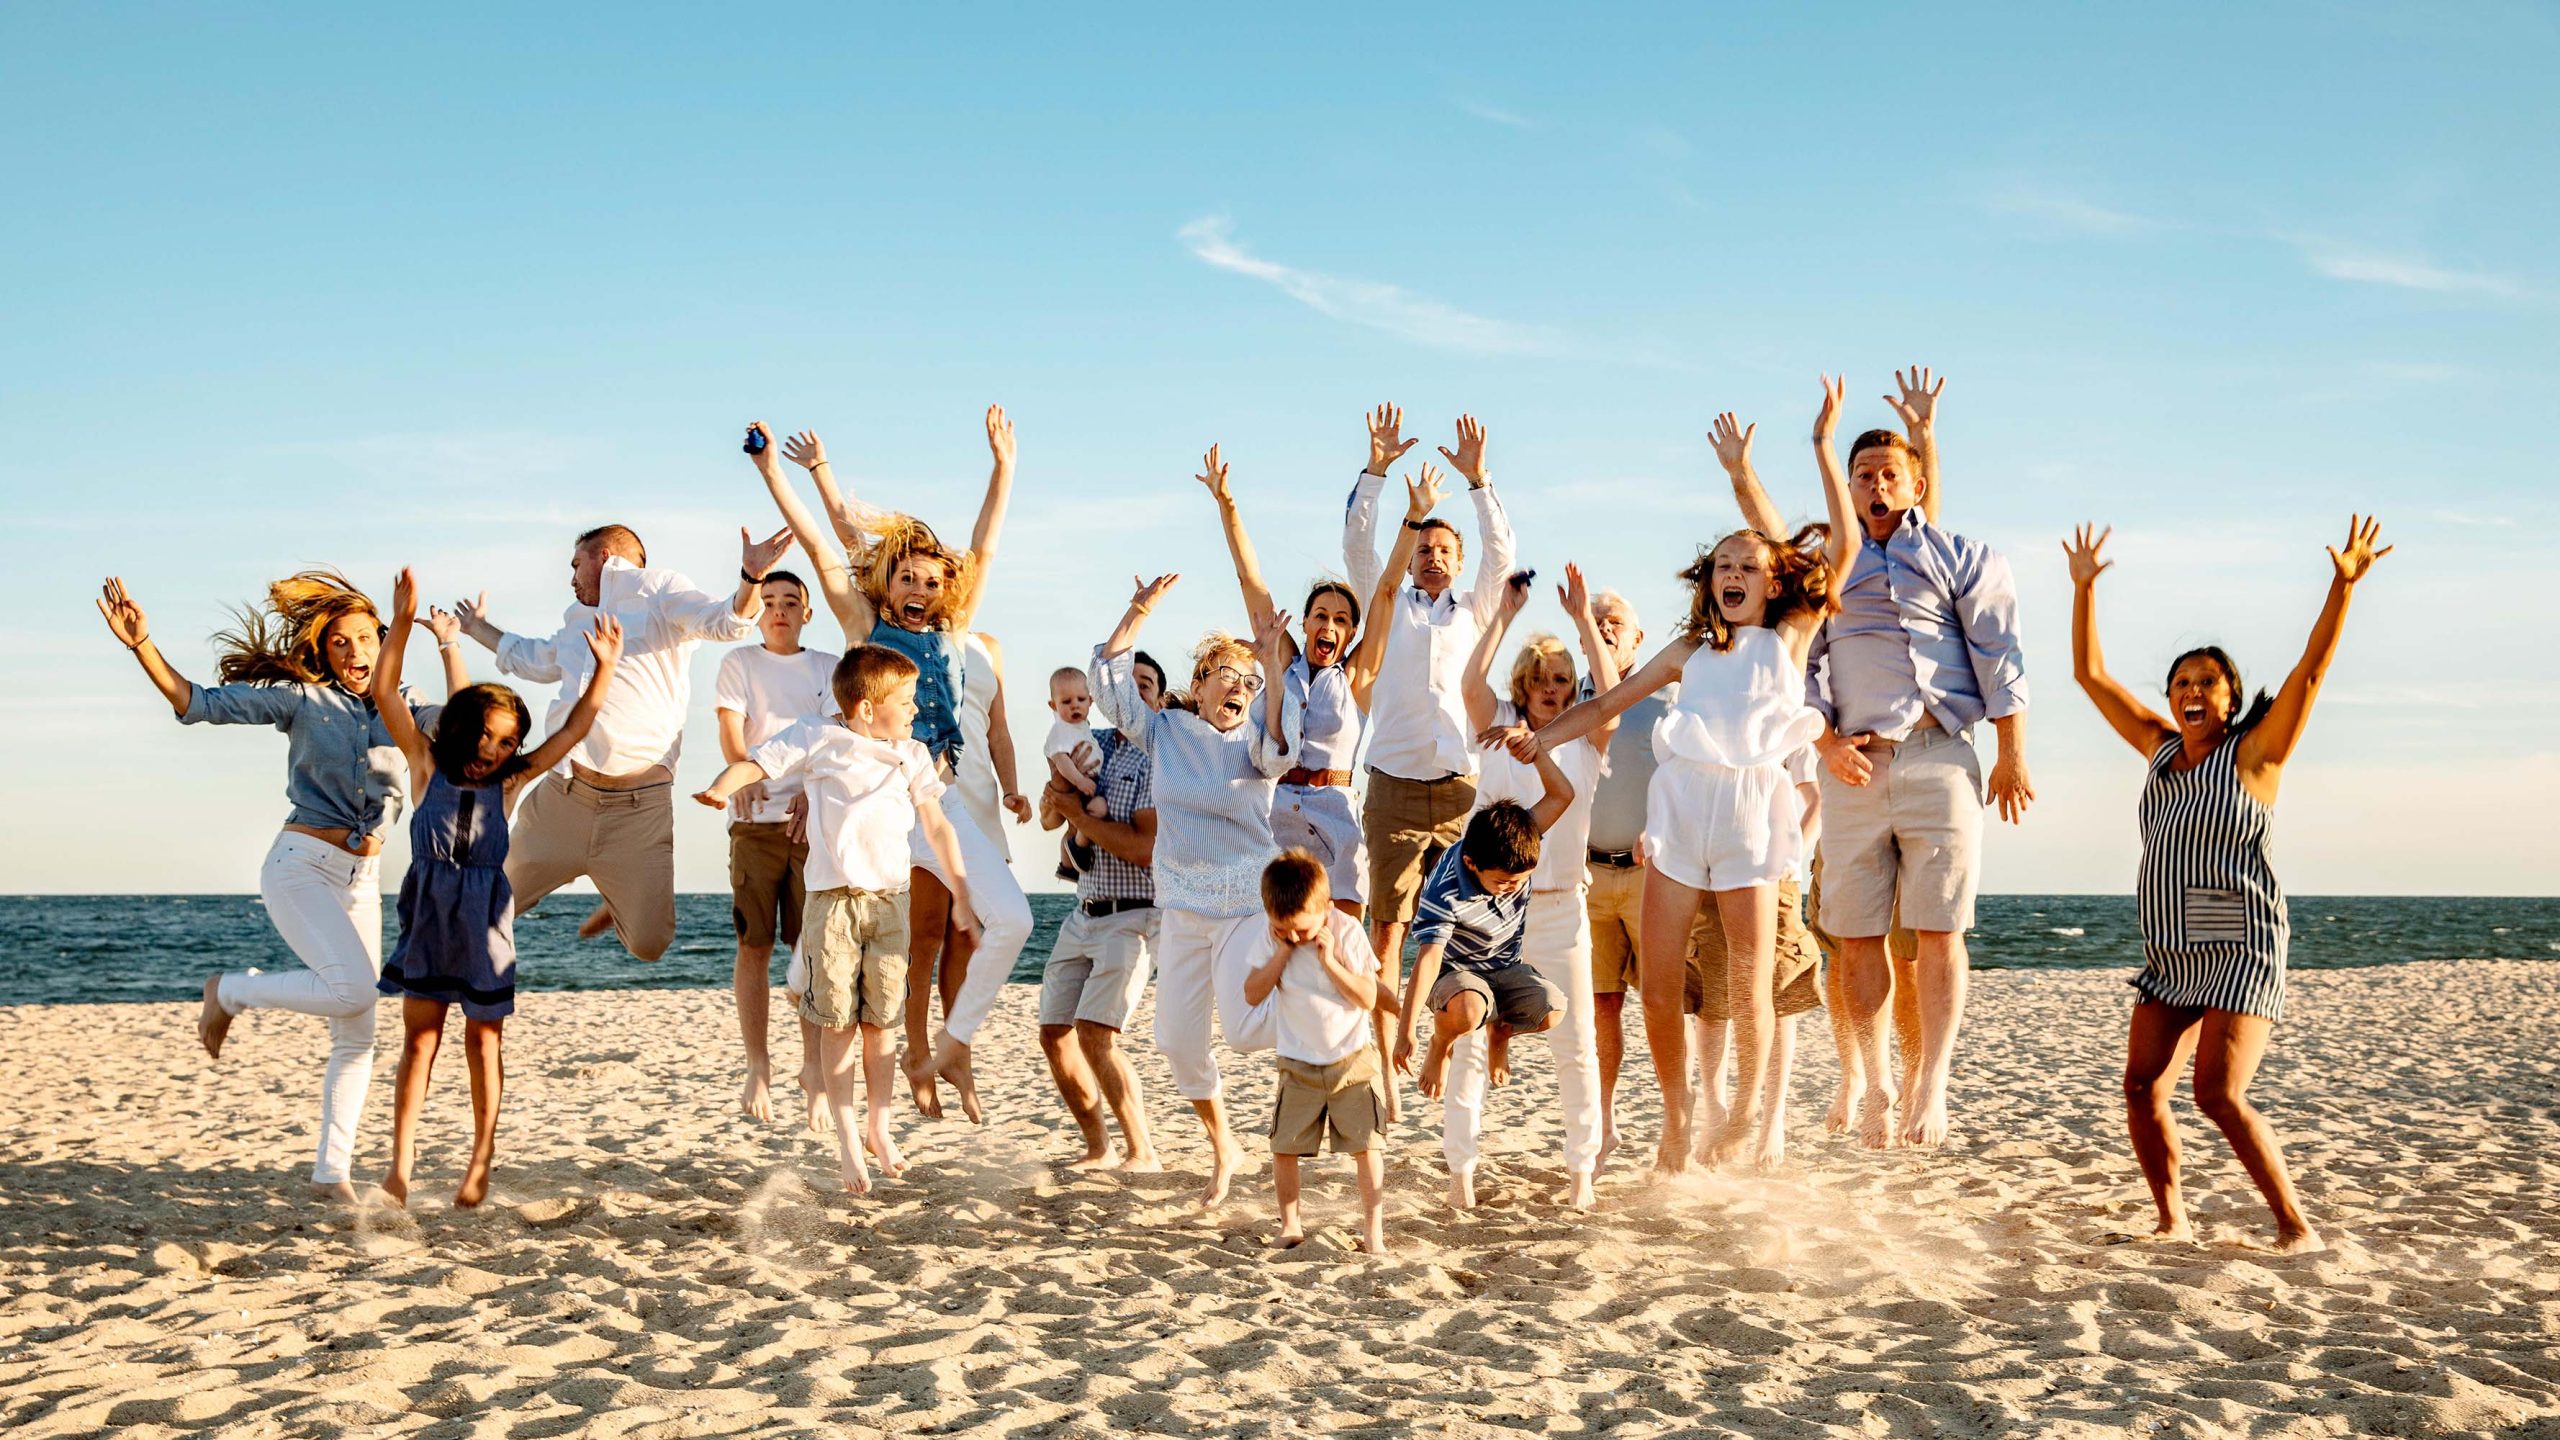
1090, 570, 1302, 1209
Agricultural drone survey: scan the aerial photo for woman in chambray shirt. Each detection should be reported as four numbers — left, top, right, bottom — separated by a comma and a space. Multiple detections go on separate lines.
97, 571, 454, 1202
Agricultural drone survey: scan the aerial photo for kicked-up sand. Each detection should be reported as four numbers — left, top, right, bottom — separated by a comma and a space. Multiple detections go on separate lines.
3, 958, 2557, 1438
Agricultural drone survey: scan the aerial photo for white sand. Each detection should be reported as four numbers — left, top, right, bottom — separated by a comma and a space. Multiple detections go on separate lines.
3, 959, 2557, 1438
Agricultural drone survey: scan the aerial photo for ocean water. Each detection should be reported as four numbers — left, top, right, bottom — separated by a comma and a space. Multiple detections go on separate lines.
1, 893, 2555, 1008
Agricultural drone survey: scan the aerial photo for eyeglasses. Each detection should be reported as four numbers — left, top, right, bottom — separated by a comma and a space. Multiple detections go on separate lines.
1203, 665, 1264, 696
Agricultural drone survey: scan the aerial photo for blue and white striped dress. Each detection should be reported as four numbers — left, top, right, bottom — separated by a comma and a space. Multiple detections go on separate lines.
2133, 735, 2288, 1020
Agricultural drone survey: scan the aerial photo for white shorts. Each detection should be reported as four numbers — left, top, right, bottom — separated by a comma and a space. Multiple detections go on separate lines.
1270, 782, 1368, 906
1641, 758, 1800, 894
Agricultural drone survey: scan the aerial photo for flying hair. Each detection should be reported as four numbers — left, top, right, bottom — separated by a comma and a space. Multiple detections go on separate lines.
210, 570, 383, 686
1676, 526, 1836, 652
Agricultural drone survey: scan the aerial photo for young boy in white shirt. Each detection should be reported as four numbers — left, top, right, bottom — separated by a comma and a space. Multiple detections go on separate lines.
1241, 849, 1387, 1255
711, 570, 841, 1132
694, 645, 975, 1195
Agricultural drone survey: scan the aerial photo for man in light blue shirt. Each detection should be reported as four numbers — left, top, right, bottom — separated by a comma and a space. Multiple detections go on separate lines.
1730, 389, 2031, 1152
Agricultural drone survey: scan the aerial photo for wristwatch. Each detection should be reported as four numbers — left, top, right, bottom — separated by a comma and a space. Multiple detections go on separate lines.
740, 567, 769, 584
1403, 519, 1432, 531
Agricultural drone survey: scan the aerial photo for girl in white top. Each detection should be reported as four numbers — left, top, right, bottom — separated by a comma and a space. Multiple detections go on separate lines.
1536, 378, 1856, 1176
1442, 564, 1622, 1210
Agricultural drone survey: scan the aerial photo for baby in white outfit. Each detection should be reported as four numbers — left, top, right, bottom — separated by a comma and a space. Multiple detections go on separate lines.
1044, 667, 1108, 819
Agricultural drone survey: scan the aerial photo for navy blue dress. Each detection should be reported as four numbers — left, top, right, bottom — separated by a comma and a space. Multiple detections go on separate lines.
379, 772, 517, 1020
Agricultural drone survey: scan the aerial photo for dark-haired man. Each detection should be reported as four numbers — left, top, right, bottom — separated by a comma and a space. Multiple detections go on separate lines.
456, 521, 791, 963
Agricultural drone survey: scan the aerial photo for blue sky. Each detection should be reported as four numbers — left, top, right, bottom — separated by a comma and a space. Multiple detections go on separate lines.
5, 3, 2555, 894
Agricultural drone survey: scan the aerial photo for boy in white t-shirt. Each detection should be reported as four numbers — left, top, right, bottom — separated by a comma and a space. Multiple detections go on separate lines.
694, 646, 975, 1195
711, 570, 841, 1133
1240, 850, 1388, 1255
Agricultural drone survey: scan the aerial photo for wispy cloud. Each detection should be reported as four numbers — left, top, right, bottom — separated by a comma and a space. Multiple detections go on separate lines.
2294, 245, 2527, 299
1177, 216, 1556, 356
1451, 94, 1530, 129
1986, 184, 2171, 237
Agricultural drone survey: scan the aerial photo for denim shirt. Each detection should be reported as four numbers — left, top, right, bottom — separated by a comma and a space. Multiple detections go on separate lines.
1813, 510, 2028, 738
868, 624, 967, 769
181, 681, 438, 843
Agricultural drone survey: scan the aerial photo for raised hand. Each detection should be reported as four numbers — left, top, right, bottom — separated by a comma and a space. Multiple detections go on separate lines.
1709, 412, 1756, 478
1130, 572, 1180, 613
1438, 414, 1489, 486
780, 428, 827, 473
985, 404, 1016, 471
2327, 514, 2393, 585
743, 421, 782, 474
420, 606, 463, 647
2063, 523, 2114, 588
1495, 569, 1533, 621
742, 525, 794, 580
1367, 403, 1418, 475
584, 613, 626, 672
390, 568, 422, 628
1194, 444, 1231, 503
1885, 366, 1944, 432
1403, 462, 1449, 522
1814, 375, 1847, 444
1556, 560, 1593, 619
1252, 607, 1295, 664
96, 577, 149, 649
455, 590, 491, 631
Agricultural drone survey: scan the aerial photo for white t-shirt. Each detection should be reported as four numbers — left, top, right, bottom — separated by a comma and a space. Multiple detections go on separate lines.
1043, 716, 1101, 775
749, 722, 945, 892
714, 644, 841, 823
1254, 910, 1383, 1066
1473, 700, 1605, 894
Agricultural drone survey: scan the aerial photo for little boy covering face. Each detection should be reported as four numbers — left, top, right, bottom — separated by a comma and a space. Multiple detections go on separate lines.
1241, 850, 1388, 1255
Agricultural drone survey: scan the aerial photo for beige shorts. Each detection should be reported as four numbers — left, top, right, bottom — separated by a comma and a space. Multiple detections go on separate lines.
1362, 770, 1476, 925
1584, 860, 1645, 994
1684, 878, 1822, 1021
1271, 1047, 1387, 1156
727, 822, 808, 950
1803, 861, 1919, 966
799, 886, 910, 1030
1815, 728, 1984, 937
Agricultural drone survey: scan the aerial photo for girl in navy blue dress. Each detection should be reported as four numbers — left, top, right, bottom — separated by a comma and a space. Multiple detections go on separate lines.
371, 568, 625, 1207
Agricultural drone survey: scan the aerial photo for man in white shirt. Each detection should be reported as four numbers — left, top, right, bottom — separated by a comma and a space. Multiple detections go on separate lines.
1341, 408, 1517, 1029
457, 521, 789, 962
712, 569, 839, 1126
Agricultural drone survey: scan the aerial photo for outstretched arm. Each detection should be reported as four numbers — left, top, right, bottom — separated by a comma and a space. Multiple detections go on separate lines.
1196, 444, 1288, 652
2240, 516, 2391, 779
1558, 562, 1622, 753
1534, 639, 1688, 751
1710, 411, 1788, 541
1883, 365, 1946, 523
373, 570, 435, 783
765, 424, 874, 642
419, 605, 472, 696
2064, 525, 2176, 757
1441, 415, 1518, 621
1461, 571, 1528, 733
1516, 729, 1575, 834
1344, 464, 1446, 708
948, 405, 1016, 633
95, 578, 195, 717
1342, 403, 1419, 599
515, 615, 625, 776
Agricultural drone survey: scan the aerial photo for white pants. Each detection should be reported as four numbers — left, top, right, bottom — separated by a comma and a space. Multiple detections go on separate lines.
1441, 888, 1602, 1178
909, 802, 1032, 1047
219, 832, 384, 1185
1152, 909, 1277, 1101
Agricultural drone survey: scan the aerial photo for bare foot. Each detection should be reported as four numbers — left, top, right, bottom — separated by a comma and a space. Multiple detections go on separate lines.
1596, 1121, 1621, 1171
840, 1168, 873, 1196
1652, 1140, 1692, 1178
1486, 1024, 1515, 1088
804, 1084, 832, 1134
1824, 1083, 1858, 1136
377, 1172, 411, 1209
1898, 1082, 1949, 1149
1565, 1171, 1595, 1211
1267, 1229, 1306, 1249
1857, 1091, 1897, 1151
1196, 1144, 1242, 1209
2269, 1227, 2326, 1255
1448, 1170, 1477, 1210
863, 1127, 908, 1179
904, 1058, 945, 1120
307, 1180, 360, 1206
1118, 1148, 1164, 1175
1418, 1032, 1456, 1101
2153, 1218, 2197, 1242
950, 1052, 985, 1127
741, 1066, 773, 1123
1360, 1226, 1388, 1256
198, 976, 234, 1059
1066, 1144, 1115, 1170
454, 1156, 492, 1208
577, 902, 615, 941
1752, 1124, 1786, 1173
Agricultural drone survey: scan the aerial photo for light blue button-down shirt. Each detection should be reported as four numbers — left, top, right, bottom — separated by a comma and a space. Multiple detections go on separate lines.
181, 681, 438, 843
1813, 511, 2028, 739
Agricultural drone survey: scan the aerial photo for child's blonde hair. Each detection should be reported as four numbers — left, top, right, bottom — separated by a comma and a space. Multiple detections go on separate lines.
853, 514, 976, 631
1506, 633, 1576, 713
212, 570, 382, 685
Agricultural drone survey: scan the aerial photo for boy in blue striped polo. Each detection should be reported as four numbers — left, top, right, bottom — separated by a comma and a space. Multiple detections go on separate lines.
1393, 793, 1571, 1182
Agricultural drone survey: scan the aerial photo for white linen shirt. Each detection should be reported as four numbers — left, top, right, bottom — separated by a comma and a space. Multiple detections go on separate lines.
713, 643, 841, 823
749, 722, 945, 892
1342, 471, 1519, 781
1472, 700, 1605, 894
496, 557, 756, 777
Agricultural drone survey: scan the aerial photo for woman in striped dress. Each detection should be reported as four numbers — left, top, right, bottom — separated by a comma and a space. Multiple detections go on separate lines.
2065, 515, 2391, 1254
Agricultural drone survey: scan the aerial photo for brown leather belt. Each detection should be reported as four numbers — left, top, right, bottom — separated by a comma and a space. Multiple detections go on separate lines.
1280, 767, 1352, 788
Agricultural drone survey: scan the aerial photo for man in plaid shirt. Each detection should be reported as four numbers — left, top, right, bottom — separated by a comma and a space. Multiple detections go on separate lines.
1035, 651, 1166, 1170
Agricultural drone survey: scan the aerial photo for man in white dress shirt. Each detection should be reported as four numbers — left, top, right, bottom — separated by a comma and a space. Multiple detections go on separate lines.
1342, 408, 1518, 1084
457, 521, 790, 962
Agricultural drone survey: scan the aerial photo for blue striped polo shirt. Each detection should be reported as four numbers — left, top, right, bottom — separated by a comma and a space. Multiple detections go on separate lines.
1409, 845, 1529, 973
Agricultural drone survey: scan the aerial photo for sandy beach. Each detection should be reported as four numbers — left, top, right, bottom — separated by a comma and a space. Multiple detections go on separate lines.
4, 959, 2557, 1438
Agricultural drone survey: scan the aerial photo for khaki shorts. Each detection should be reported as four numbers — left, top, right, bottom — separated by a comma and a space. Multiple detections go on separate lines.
1585, 860, 1645, 994
505, 775, 678, 962
727, 822, 808, 950
1271, 1046, 1387, 1156
1815, 727, 1984, 937
1684, 878, 1822, 1021
799, 886, 910, 1030
1362, 770, 1476, 925
1803, 862, 1919, 967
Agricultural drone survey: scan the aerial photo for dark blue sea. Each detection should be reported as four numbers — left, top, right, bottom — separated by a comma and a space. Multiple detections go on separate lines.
1, 894, 2555, 1007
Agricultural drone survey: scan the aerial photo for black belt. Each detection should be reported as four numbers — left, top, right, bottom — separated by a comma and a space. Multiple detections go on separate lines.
1587, 847, 1641, 870
1080, 897, 1156, 918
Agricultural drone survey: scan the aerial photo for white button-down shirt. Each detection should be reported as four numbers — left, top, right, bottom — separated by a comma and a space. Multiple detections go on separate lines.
1342, 471, 1518, 781
496, 557, 756, 777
